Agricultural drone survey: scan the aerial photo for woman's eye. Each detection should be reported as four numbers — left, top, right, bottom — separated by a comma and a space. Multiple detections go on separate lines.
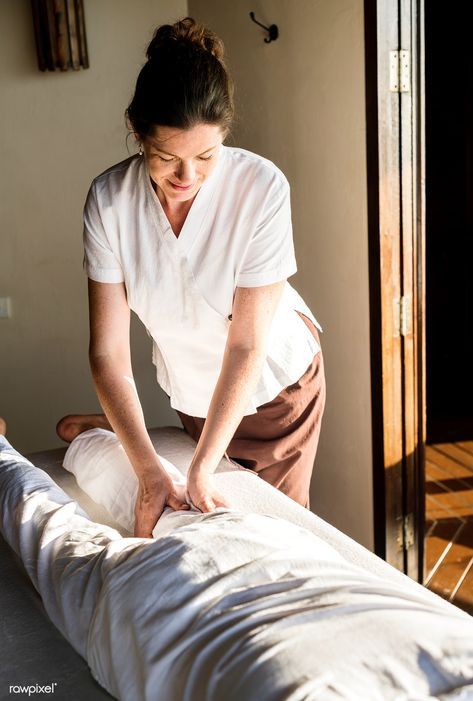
155, 154, 212, 163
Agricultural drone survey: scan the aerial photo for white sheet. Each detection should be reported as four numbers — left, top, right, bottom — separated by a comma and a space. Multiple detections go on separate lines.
1, 433, 473, 701
61, 427, 471, 602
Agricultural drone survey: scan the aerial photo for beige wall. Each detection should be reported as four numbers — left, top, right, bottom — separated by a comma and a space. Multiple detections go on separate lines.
0, 1, 186, 453
188, 0, 374, 548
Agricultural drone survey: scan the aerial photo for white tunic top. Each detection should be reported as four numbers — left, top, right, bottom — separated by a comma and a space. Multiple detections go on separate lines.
83, 145, 322, 417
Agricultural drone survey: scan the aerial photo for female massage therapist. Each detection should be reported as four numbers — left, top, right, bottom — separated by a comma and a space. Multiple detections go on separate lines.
57, 18, 326, 538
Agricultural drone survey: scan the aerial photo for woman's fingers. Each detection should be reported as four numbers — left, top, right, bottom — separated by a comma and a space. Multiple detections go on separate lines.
196, 498, 214, 513
166, 492, 190, 512
207, 497, 229, 511
215, 497, 231, 509
189, 492, 231, 513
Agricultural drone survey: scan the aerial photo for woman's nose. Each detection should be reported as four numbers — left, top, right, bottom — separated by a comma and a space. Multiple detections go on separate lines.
176, 159, 195, 184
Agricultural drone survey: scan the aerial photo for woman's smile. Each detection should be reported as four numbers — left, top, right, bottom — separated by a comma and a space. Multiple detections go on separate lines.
168, 180, 195, 191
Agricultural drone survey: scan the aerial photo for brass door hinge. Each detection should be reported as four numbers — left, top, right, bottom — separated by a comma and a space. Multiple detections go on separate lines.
397, 513, 415, 551
389, 50, 410, 92
393, 294, 412, 337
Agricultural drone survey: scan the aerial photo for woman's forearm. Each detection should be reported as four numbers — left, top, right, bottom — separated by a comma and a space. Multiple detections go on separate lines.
90, 353, 164, 478
188, 346, 266, 474
188, 283, 285, 477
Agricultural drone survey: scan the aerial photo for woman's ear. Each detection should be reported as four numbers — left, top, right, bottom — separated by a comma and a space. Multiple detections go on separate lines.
134, 134, 143, 156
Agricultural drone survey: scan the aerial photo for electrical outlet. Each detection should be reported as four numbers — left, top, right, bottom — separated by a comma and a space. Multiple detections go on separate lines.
0, 297, 11, 318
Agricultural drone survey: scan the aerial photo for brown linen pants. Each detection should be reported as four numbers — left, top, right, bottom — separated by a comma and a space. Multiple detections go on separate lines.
177, 313, 326, 509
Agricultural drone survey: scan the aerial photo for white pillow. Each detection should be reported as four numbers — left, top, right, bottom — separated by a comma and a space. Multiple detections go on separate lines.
63, 427, 197, 535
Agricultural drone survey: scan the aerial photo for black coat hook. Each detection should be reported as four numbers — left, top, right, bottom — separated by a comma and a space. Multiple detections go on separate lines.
249, 12, 278, 43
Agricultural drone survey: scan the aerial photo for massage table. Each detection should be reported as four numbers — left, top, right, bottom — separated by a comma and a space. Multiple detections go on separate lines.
1, 426, 472, 700
0, 444, 114, 700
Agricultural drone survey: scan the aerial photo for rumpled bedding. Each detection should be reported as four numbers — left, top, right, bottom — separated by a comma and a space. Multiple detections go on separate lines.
1, 433, 473, 701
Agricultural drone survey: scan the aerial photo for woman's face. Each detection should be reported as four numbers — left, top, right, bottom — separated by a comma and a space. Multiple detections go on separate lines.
141, 123, 225, 205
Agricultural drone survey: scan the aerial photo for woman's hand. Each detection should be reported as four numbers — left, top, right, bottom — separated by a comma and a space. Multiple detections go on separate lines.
134, 470, 190, 538
186, 468, 230, 513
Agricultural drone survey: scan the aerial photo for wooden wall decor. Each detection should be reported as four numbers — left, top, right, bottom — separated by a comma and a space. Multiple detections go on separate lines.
31, 0, 89, 72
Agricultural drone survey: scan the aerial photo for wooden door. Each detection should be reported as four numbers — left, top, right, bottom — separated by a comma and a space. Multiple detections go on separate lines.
365, 0, 426, 581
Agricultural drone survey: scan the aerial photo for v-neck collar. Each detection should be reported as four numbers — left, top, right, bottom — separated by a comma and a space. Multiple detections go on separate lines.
142, 145, 226, 252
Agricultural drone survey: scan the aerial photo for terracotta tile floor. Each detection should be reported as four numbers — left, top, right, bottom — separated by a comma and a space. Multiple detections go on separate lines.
424, 441, 473, 615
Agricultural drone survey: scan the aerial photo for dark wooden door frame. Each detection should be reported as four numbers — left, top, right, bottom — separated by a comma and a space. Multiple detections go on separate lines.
364, 0, 426, 582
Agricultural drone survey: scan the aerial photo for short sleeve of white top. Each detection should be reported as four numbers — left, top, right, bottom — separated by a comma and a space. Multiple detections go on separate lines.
83, 145, 322, 417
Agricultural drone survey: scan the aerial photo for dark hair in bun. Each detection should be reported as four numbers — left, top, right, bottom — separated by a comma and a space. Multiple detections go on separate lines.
126, 17, 234, 139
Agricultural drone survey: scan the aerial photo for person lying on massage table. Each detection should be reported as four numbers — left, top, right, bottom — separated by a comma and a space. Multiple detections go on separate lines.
1, 421, 473, 701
